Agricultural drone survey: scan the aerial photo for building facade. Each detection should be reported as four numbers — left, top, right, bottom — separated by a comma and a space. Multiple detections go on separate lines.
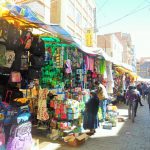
136, 57, 150, 79
117, 33, 136, 71
50, 0, 96, 47
97, 33, 123, 63
97, 32, 136, 71
13, 0, 96, 47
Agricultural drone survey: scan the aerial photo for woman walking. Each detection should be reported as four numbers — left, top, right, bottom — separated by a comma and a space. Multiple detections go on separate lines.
83, 91, 99, 134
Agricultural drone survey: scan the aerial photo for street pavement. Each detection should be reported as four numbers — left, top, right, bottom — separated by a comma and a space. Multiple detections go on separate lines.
34, 99, 150, 150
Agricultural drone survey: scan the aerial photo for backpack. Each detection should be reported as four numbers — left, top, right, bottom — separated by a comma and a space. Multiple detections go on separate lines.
6, 24, 20, 50
6, 121, 32, 150
0, 19, 9, 42
20, 51, 29, 70
30, 37, 45, 56
5, 50, 15, 68
28, 67, 42, 80
30, 55, 44, 69
11, 50, 22, 71
0, 44, 6, 67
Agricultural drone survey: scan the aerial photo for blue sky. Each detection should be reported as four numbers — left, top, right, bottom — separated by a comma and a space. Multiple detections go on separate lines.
96, 0, 150, 58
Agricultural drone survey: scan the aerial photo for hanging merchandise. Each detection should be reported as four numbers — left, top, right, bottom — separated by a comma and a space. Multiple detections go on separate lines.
6, 121, 32, 150
92, 69, 98, 79
30, 36, 45, 56
54, 47, 64, 68
0, 19, 9, 42
9, 71, 22, 83
37, 89, 49, 121
68, 48, 83, 68
6, 23, 20, 50
0, 44, 6, 67
65, 59, 72, 74
20, 51, 29, 70
28, 67, 42, 80
30, 55, 44, 69
23, 31, 33, 51
5, 50, 15, 68
44, 50, 51, 62
99, 59, 106, 75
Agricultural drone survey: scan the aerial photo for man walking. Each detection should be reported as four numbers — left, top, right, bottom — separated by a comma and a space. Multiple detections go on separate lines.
126, 86, 139, 121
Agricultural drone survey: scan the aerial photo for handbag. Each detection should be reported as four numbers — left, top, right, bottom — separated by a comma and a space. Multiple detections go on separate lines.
9, 71, 22, 83
5, 50, 15, 68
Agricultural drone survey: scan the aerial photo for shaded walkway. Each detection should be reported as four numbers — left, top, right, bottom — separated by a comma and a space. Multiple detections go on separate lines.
34, 100, 150, 150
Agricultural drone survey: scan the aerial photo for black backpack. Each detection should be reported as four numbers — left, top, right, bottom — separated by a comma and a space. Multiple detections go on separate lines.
30, 55, 44, 69
28, 67, 42, 80
6, 24, 20, 50
30, 37, 45, 56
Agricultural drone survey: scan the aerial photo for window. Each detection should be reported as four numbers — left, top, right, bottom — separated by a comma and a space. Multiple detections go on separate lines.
82, 18, 88, 29
76, 10, 82, 25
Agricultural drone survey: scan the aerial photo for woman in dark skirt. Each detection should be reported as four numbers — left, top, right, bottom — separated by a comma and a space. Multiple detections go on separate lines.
83, 91, 99, 133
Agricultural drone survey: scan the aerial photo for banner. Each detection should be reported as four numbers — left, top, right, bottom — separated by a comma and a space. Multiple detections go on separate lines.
85, 29, 93, 47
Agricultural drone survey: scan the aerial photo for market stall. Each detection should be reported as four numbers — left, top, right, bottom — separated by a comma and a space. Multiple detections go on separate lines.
0, 2, 124, 149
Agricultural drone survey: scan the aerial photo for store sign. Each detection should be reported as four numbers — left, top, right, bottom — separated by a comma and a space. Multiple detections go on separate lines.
85, 29, 93, 47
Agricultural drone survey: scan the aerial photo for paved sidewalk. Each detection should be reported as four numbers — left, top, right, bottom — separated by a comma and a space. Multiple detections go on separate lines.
35, 100, 150, 150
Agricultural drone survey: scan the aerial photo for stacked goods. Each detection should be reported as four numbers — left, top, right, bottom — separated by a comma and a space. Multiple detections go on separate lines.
105, 104, 118, 128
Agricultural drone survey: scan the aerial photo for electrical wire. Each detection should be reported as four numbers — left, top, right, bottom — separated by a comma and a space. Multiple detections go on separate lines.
97, 4, 150, 29
99, 0, 109, 10
96, 0, 109, 16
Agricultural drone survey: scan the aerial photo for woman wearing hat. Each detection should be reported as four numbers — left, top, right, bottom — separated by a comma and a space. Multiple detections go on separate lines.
83, 91, 99, 134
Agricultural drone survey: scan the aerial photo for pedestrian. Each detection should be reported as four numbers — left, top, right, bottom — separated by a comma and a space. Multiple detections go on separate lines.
83, 91, 99, 134
141, 82, 148, 100
125, 86, 139, 119
147, 87, 150, 111
136, 84, 144, 106
96, 81, 108, 122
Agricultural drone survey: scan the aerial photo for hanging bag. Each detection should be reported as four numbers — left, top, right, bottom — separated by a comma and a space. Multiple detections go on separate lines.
5, 50, 15, 68
0, 44, 6, 67
30, 37, 45, 56
30, 55, 44, 69
9, 71, 22, 83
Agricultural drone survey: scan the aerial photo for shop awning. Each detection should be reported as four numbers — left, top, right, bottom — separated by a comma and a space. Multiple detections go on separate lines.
72, 37, 104, 55
115, 66, 138, 81
0, 3, 56, 34
50, 25, 74, 42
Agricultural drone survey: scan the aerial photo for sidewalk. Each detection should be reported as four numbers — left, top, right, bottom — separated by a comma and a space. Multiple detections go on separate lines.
33, 99, 150, 150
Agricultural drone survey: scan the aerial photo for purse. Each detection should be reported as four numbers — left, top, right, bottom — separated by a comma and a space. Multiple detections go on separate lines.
9, 71, 22, 83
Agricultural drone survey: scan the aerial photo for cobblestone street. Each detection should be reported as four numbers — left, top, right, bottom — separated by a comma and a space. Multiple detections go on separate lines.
37, 99, 150, 150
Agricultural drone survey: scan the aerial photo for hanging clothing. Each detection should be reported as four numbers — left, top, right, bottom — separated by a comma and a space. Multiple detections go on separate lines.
84, 56, 94, 72
37, 89, 49, 121
65, 59, 72, 74
99, 59, 106, 75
